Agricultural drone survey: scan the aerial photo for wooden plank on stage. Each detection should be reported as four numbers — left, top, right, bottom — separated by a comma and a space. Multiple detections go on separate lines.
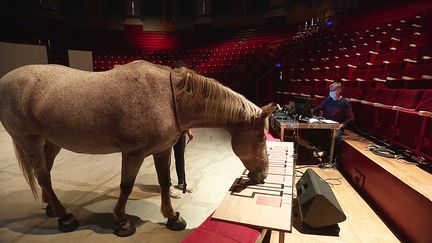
212, 141, 295, 232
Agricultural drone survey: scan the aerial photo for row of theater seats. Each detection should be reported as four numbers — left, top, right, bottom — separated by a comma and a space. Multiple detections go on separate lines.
284, 61, 432, 99
277, 9, 432, 161
351, 88, 432, 160
93, 46, 252, 75
93, 50, 146, 71
283, 13, 432, 92
293, 14, 430, 62
93, 28, 291, 81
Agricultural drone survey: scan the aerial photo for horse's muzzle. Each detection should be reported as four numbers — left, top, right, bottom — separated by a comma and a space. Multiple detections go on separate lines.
247, 170, 268, 184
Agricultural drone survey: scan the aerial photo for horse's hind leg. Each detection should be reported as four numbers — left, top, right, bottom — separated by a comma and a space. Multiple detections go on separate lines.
42, 140, 61, 217
112, 150, 145, 237
14, 137, 78, 232
153, 148, 187, 231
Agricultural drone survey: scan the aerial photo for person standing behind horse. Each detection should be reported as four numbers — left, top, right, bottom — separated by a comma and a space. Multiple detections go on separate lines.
169, 129, 194, 198
169, 60, 194, 198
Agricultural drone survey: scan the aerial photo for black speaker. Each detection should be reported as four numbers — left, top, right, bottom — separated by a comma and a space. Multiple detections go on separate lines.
296, 169, 346, 228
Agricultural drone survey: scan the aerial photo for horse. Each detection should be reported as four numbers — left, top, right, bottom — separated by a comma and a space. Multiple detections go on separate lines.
0, 60, 276, 237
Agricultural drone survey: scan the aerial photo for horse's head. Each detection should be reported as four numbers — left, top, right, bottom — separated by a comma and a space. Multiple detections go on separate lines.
230, 103, 278, 183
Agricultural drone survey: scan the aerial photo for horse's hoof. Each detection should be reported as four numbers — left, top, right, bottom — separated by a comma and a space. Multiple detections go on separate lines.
58, 213, 79, 232
166, 212, 187, 231
45, 205, 55, 217
113, 218, 136, 237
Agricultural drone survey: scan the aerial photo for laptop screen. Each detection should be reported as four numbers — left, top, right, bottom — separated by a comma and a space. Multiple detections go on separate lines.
292, 96, 313, 118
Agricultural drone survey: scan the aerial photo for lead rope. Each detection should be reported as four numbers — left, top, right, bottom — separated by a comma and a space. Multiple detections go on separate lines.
170, 72, 187, 193
170, 72, 182, 134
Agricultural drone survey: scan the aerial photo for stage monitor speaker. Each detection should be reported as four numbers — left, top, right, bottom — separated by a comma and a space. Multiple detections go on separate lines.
296, 169, 346, 228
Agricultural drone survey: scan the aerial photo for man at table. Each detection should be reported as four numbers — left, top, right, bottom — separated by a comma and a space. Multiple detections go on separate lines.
301, 82, 354, 163
313, 82, 354, 139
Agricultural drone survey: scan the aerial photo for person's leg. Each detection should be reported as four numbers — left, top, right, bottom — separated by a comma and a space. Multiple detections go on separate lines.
168, 133, 186, 198
336, 129, 344, 140
305, 129, 331, 154
169, 179, 182, 199
168, 138, 183, 199
322, 129, 344, 164
333, 129, 344, 163
298, 129, 321, 150
312, 130, 333, 164
173, 133, 186, 186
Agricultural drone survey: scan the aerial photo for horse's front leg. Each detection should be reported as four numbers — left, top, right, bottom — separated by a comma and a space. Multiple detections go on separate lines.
112, 150, 145, 237
153, 148, 187, 231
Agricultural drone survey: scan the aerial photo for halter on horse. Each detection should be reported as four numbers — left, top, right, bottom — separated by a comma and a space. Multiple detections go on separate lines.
0, 60, 276, 236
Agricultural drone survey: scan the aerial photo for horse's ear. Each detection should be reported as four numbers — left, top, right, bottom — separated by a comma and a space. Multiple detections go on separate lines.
260, 103, 278, 118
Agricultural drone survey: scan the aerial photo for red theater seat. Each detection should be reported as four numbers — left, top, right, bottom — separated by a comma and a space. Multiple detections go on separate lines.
416, 89, 432, 159
418, 44, 432, 63
377, 88, 399, 105
372, 89, 403, 141
343, 86, 360, 99
403, 63, 423, 79
369, 67, 387, 83
353, 68, 370, 82
421, 63, 432, 79
403, 63, 432, 89
418, 112, 432, 160
353, 87, 380, 131
375, 50, 397, 65
314, 80, 328, 96
299, 83, 314, 96
384, 63, 406, 88
416, 90, 432, 112
394, 90, 432, 153
395, 89, 424, 109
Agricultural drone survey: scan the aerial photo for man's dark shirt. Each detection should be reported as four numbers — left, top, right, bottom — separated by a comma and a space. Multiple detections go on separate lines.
313, 97, 355, 127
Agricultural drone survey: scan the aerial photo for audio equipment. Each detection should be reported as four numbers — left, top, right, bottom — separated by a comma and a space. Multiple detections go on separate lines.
296, 169, 346, 228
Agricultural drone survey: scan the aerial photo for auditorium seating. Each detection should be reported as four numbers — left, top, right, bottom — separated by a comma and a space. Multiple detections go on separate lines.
92, 27, 292, 83
276, 4, 432, 161
283, 11, 431, 87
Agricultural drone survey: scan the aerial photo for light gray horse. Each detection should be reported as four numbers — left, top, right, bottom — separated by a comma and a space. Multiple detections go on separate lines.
0, 60, 275, 236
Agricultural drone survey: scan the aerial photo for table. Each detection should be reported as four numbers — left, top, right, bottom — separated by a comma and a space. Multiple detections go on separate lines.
272, 117, 340, 164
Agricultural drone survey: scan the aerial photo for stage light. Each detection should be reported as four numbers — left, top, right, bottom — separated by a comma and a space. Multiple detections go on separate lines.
275, 63, 281, 68
326, 21, 334, 26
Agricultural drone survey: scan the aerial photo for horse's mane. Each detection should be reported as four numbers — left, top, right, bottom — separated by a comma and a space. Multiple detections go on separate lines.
174, 67, 261, 125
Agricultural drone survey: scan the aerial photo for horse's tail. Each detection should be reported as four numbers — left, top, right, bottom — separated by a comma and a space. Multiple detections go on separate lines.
13, 141, 39, 200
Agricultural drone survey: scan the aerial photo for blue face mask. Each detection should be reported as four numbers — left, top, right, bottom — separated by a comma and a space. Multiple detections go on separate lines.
329, 91, 336, 99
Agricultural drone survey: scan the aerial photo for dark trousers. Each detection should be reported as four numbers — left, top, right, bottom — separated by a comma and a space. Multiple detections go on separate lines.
169, 132, 186, 186
299, 129, 344, 158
